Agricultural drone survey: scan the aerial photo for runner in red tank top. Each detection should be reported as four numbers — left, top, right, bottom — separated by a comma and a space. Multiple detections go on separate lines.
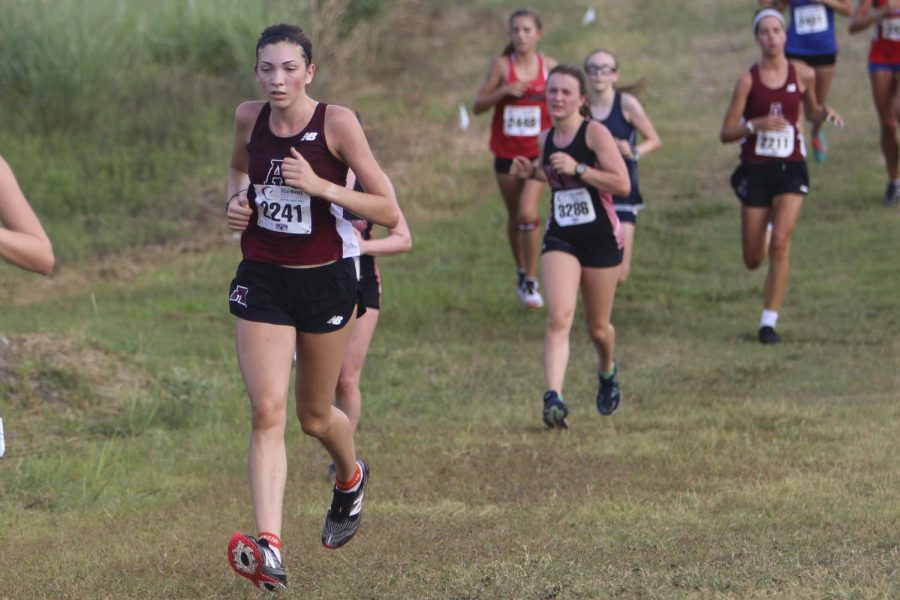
473, 8, 556, 309
224, 24, 400, 592
720, 9, 842, 345
850, 0, 900, 204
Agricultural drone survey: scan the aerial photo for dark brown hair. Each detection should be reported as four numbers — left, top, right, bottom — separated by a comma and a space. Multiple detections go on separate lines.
547, 64, 591, 118
502, 8, 543, 56
256, 24, 313, 66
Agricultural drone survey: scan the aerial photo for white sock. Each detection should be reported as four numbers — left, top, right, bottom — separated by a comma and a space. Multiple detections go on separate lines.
760, 309, 778, 329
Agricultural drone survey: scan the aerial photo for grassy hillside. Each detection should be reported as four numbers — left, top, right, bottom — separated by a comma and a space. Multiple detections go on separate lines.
1, 1, 897, 598
0, 0, 385, 262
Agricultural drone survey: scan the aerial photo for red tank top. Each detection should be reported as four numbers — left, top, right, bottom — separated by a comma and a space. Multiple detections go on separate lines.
241, 102, 358, 266
489, 53, 551, 159
740, 63, 806, 163
869, 0, 900, 64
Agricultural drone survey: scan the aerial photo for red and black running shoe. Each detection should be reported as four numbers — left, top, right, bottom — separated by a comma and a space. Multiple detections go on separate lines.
228, 532, 286, 592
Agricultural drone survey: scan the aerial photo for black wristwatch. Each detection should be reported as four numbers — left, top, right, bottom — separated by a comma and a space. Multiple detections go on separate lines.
574, 163, 587, 179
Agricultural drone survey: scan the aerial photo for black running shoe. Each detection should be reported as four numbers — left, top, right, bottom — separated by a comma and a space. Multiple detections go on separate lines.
596, 364, 621, 415
885, 181, 899, 206
228, 533, 287, 592
758, 326, 781, 345
322, 459, 369, 549
542, 390, 569, 429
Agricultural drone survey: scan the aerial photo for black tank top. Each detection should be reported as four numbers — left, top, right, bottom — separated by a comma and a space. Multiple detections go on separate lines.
241, 102, 356, 266
542, 119, 618, 234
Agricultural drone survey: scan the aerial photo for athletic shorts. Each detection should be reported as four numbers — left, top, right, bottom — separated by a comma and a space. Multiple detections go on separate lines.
614, 190, 645, 225
358, 255, 381, 310
786, 52, 836, 67
615, 205, 642, 225
542, 227, 623, 269
868, 62, 900, 73
228, 258, 364, 333
493, 155, 538, 174
730, 161, 809, 208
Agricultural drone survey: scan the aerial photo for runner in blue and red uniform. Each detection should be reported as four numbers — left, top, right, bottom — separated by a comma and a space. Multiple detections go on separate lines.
721, 10, 842, 344
509, 65, 631, 428
760, 1, 853, 162
584, 48, 662, 284
850, 0, 900, 204
224, 24, 400, 592
474, 8, 557, 308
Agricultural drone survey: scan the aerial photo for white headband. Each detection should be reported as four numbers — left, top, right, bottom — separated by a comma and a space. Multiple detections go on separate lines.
752, 8, 785, 34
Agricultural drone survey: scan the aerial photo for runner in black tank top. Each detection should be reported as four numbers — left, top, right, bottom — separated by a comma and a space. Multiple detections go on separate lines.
509, 64, 630, 428
541, 119, 622, 268
585, 48, 662, 284
224, 24, 401, 592
334, 159, 412, 442
720, 10, 841, 345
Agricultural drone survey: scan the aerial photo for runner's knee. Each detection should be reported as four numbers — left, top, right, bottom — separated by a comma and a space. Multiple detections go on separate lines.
298, 411, 330, 438
250, 397, 286, 430
586, 320, 612, 344
768, 233, 791, 261
547, 308, 575, 334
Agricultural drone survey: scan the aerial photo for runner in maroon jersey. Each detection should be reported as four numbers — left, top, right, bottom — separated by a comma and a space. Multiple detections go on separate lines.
721, 9, 841, 344
0, 154, 54, 275
849, 0, 900, 204
474, 8, 557, 308
224, 23, 400, 592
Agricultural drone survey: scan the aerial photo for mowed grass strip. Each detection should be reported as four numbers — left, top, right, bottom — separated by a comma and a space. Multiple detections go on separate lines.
1, 1, 898, 598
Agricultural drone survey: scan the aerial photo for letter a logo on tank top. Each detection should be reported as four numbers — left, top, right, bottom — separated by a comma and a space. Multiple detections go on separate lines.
266, 160, 284, 185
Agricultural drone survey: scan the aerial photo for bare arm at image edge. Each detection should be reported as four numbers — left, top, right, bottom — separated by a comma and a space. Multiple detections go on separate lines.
0, 156, 54, 275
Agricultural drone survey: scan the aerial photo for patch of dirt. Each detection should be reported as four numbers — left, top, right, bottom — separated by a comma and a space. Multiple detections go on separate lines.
0, 332, 149, 411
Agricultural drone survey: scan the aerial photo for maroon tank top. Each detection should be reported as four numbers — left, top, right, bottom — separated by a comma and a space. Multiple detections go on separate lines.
740, 63, 806, 163
241, 102, 358, 266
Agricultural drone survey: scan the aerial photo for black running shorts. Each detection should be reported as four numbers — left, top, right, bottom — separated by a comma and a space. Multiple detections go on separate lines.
730, 161, 809, 208
542, 229, 623, 268
494, 155, 538, 175
358, 255, 381, 310
228, 258, 364, 333
786, 52, 837, 67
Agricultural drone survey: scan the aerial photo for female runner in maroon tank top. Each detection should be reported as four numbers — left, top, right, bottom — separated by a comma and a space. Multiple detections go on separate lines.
721, 10, 841, 344
509, 65, 630, 428
224, 24, 400, 592
0, 154, 54, 275
473, 8, 556, 308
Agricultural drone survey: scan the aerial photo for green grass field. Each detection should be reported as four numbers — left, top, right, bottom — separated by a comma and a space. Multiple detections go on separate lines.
1, 1, 898, 598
